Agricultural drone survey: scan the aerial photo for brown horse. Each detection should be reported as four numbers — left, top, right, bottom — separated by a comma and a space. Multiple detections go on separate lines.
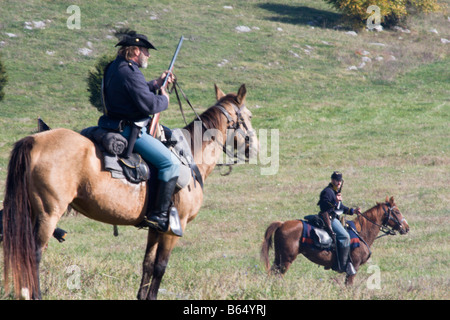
2, 84, 258, 300
261, 196, 409, 285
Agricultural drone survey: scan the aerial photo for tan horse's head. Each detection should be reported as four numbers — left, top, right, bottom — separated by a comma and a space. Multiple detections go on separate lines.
214, 84, 259, 163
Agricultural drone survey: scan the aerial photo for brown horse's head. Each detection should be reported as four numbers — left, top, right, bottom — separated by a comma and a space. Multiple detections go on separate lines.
384, 196, 410, 235
215, 84, 259, 162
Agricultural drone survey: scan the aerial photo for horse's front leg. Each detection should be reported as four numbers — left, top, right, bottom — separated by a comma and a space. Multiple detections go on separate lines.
146, 234, 180, 300
137, 231, 160, 300
345, 260, 361, 286
345, 249, 366, 286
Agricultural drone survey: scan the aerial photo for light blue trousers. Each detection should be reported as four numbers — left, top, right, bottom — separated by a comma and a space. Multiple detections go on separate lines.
121, 126, 180, 182
331, 217, 350, 248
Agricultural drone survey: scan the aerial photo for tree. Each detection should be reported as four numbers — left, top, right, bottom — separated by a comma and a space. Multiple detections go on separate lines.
0, 55, 8, 102
86, 53, 115, 112
324, 0, 442, 28
86, 28, 137, 112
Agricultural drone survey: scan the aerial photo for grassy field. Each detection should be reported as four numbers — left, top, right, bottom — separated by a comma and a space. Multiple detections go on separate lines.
0, 0, 449, 300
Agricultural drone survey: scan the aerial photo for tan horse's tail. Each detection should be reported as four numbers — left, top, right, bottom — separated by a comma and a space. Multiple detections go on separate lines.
261, 221, 283, 272
2, 136, 39, 299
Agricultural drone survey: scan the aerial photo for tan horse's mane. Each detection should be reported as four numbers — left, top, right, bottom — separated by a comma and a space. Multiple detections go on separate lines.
184, 105, 223, 135
182, 94, 240, 157
184, 94, 239, 134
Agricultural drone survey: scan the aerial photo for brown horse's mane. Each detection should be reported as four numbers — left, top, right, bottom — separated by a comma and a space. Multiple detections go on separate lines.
358, 202, 383, 218
352, 202, 387, 241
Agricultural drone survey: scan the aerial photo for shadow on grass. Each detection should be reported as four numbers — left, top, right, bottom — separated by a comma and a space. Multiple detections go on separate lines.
258, 3, 343, 29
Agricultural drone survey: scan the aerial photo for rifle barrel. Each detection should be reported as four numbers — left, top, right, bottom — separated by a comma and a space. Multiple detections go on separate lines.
150, 36, 184, 137
162, 36, 184, 88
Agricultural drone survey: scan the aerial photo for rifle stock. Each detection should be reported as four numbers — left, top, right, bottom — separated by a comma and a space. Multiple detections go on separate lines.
149, 113, 160, 137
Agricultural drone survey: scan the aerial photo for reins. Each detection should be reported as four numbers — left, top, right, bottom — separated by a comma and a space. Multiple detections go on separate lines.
170, 78, 202, 126
358, 203, 399, 240
346, 203, 403, 260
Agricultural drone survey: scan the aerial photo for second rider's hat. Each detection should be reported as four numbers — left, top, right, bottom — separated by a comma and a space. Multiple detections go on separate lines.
331, 171, 343, 181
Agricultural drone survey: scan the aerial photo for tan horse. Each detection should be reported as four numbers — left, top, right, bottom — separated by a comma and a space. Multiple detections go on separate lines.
261, 196, 409, 285
2, 84, 258, 300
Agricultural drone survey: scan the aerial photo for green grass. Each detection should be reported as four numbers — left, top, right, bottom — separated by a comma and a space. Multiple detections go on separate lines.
0, 0, 449, 300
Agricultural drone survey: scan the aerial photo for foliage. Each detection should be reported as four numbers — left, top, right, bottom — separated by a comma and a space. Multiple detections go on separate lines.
324, 0, 442, 27
86, 54, 115, 113
86, 28, 138, 113
0, 55, 7, 102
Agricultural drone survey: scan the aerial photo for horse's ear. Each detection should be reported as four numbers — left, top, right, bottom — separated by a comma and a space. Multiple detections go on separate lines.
215, 84, 225, 100
236, 84, 247, 106
389, 196, 395, 205
385, 196, 389, 203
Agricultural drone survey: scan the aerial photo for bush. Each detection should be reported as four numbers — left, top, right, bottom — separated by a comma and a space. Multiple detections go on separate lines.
0, 55, 8, 102
86, 28, 137, 112
324, 0, 442, 28
86, 53, 115, 113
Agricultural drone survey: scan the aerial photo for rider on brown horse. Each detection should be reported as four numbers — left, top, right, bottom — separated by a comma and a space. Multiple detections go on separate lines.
318, 171, 361, 275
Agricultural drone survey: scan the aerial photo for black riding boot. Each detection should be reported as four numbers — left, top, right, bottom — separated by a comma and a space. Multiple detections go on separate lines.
338, 245, 356, 275
144, 177, 179, 233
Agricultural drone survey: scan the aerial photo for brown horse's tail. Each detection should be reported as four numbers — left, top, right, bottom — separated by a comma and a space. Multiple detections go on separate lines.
2, 136, 39, 299
261, 221, 283, 272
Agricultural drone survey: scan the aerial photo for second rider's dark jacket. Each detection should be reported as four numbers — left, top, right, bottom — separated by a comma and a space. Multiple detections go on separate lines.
103, 55, 168, 121
317, 183, 354, 218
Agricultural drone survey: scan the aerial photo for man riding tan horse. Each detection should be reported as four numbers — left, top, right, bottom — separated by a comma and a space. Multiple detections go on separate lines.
100, 32, 179, 233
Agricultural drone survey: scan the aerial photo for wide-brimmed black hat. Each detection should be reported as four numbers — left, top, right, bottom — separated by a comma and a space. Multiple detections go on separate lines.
331, 171, 343, 181
115, 33, 156, 50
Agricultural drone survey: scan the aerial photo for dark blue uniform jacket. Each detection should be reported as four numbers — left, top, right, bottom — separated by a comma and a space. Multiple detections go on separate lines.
103, 55, 168, 121
318, 183, 353, 217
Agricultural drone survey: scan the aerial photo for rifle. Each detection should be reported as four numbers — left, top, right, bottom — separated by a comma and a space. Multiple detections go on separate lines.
149, 36, 184, 137
331, 179, 344, 271
336, 179, 344, 212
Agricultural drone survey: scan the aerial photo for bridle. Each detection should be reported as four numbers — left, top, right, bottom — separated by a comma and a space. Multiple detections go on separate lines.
346, 202, 406, 260
359, 203, 406, 239
214, 103, 252, 175
215, 103, 249, 133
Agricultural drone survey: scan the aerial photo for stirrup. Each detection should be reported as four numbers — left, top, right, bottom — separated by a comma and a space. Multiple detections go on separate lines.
148, 219, 168, 233
135, 217, 156, 230
135, 208, 183, 237
168, 207, 183, 237
135, 216, 169, 233
346, 262, 357, 276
